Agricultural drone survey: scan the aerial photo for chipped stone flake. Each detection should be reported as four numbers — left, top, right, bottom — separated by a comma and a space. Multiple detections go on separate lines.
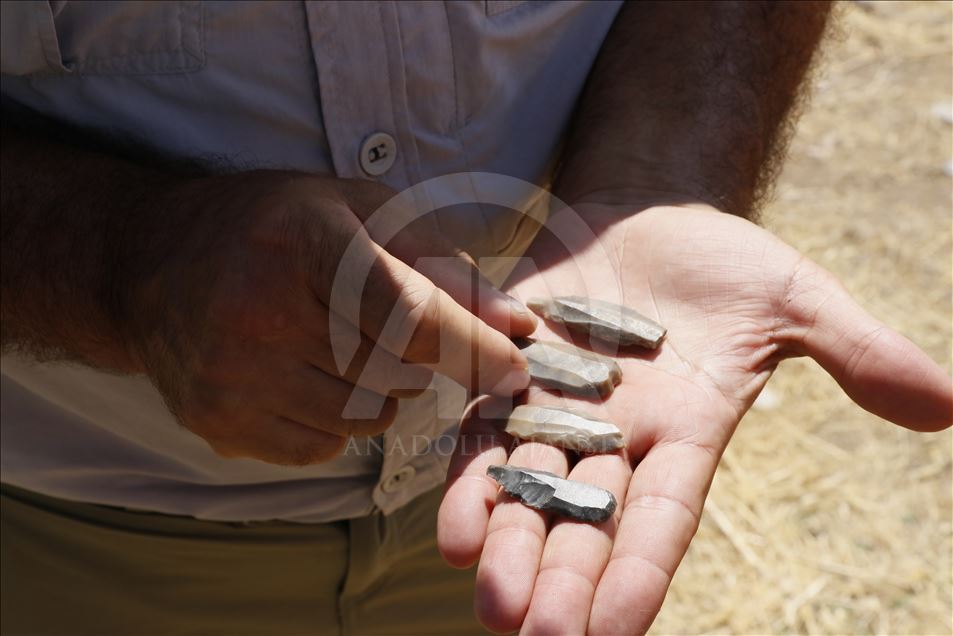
505, 404, 624, 452
528, 296, 666, 349
487, 465, 617, 523
516, 338, 622, 399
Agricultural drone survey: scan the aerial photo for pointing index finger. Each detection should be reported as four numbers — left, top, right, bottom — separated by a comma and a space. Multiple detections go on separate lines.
315, 204, 529, 395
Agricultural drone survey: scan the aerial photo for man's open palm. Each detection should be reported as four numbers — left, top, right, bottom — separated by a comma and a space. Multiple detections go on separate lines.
438, 203, 952, 635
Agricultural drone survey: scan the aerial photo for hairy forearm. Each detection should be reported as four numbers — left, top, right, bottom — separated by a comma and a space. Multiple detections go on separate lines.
1, 124, 172, 370
555, 0, 833, 218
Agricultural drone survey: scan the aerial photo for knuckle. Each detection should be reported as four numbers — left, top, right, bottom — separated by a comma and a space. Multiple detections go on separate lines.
397, 288, 444, 363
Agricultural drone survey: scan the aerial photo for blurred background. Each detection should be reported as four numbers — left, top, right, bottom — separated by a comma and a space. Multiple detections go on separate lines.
651, 2, 953, 634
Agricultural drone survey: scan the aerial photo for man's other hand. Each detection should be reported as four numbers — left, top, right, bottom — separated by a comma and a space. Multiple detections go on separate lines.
124, 173, 535, 465
438, 201, 952, 635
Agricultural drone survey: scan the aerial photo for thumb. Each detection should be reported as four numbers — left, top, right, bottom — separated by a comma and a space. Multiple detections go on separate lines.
782, 259, 952, 432
342, 178, 537, 337
384, 220, 538, 338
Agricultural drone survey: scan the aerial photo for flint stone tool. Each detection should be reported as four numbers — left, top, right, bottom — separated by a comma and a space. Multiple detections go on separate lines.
516, 338, 622, 399
527, 296, 666, 349
487, 465, 617, 523
505, 404, 624, 453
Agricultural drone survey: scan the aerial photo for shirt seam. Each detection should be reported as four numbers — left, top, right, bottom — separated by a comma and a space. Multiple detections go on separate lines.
383, 1, 420, 186
441, 1, 461, 132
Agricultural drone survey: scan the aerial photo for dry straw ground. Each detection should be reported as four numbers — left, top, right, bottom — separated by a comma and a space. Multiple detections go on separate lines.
650, 3, 953, 635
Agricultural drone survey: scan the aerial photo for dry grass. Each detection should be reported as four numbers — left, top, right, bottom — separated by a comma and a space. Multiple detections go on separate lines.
650, 3, 953, 635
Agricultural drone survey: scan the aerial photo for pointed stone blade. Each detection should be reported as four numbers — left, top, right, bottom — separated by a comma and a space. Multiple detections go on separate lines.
487, 465, 617, 523
527, 296, 666, 349
516, 338, 622, 399
505, 404, 624, 453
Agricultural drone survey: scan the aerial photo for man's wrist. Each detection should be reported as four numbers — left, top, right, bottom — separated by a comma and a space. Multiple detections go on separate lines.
554, 186, 728, 222
100, 172, 193, 374
111, 169, 312, 377
553, 2, 832, 223
554, 154, 732, 216
1, 123, 190, 372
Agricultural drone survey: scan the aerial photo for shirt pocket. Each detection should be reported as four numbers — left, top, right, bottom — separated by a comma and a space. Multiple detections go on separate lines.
0, 0, 205, 77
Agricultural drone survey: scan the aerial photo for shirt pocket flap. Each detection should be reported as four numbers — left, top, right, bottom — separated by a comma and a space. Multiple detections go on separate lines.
2, 1, 205, 77
1, 1, 71, 76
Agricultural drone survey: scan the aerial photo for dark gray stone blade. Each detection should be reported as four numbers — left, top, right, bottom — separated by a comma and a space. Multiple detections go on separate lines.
487, 465, 617, 523
505, 404, 624, 453
527, 296, 666, 349
515, 338, 622, 399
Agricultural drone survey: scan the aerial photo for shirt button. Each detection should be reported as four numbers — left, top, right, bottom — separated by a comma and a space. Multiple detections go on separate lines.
359, 132, 397, 176
381, 465, 416, 493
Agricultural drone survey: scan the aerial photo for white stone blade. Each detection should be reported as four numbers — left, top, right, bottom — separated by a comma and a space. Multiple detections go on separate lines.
505, 404, 624, 452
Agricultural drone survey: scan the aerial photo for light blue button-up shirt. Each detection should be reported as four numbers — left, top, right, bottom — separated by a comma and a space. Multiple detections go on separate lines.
0, 0, 622, 522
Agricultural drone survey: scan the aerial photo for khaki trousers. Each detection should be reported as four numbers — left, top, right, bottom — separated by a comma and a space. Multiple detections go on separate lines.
0, 484, 485, 636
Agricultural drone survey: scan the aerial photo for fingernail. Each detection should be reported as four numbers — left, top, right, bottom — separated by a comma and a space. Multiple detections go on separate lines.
508, 296, 530, 316
492, 366, 531, 395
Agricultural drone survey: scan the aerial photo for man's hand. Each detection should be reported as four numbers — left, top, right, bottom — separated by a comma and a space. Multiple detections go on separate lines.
123, 172, 535, 464
438, 201, 953, 634
2, 126, 536, 465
